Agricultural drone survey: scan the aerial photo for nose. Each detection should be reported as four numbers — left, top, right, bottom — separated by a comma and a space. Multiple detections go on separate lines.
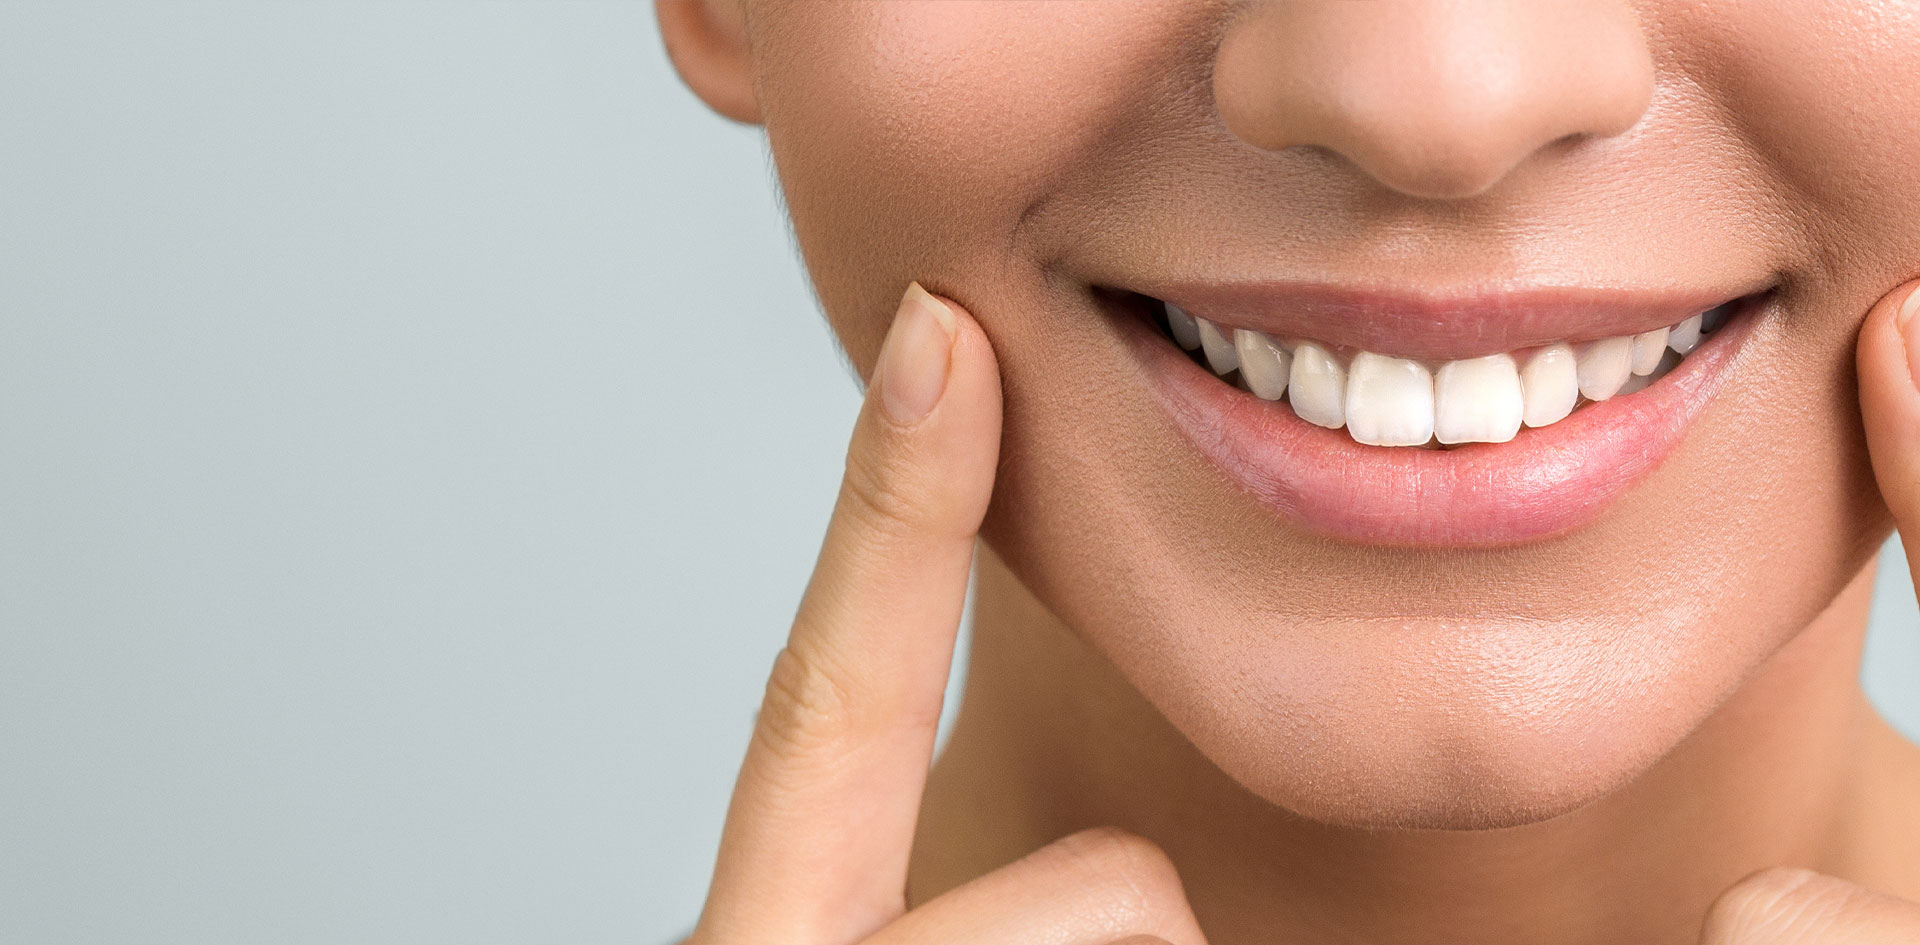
1212, 1, 1655, 200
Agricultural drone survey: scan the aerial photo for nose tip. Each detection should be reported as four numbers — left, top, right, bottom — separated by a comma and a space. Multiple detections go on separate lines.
1213, 1, 1655, 200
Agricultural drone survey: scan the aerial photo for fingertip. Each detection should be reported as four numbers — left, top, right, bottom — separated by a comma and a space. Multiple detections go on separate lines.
872, 283, 1000, 426
875, 284, 959, 425
1891, 280, 1920, 396
919, 287, 1000, 383
1857, 279, 1920, 537
916, 287, 1004, 525
904, 280, 957, 335
1895, 280, 1920, 334
898, 284, 1003, 442
844, 284, 1004, 540
1859, 280, 1920, 393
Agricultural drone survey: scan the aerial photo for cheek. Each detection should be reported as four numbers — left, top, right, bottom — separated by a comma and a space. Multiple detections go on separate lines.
1699, 0, 1920, 285
750, 0, 1192, 370
746, 0, 1913, 828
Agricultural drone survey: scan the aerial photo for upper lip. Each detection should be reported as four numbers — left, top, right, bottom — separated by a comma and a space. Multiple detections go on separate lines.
1138, 281, 1770, 361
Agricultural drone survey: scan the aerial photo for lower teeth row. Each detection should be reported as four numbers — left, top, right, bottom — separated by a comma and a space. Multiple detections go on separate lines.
1162, 302, 1730, 448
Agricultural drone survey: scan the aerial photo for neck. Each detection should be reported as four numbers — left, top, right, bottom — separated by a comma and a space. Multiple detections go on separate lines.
911, 547, 1913, 945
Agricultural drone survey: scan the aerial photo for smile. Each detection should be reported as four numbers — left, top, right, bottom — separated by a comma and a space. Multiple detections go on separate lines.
1109, 283, 1771, 546
1163, 300, 1733, 448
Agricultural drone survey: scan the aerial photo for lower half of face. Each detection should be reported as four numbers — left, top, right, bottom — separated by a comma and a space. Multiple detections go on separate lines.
748, 0, 1916, 827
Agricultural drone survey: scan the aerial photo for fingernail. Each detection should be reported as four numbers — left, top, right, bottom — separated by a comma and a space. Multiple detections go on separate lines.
1900, 284, 1920, 389
877, 282, 957, 423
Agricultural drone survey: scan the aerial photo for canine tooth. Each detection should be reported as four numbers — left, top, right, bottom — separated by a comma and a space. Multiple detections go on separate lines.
1520, 343, 1579, 428
1165, 303, 1202, 351
1197, 318, 1239, 374
1233, 329, 1291, 400
1630, 327, 1668, 375
1576, 336, 1633, 402
1434, 354, 1523, 444
1288, 341, 1347, 429
1346, 352, 1435, 447
1622, 347, 1684, 394
1668, 314, 1703, 354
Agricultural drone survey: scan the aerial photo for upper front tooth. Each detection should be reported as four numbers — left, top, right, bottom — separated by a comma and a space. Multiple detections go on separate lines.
1165, 303, 1203, 351
1576, 335, 1633, 401
1196, 318, 1240, 374
1346, 352, 1435, 447
1233, 329, 1291, 400
1520, 343, 1579, 428
1434, 353, 1522, 444
1630, 327, 1669, 375
1288, 341, 1347, 429
1667, 313, 1703, 354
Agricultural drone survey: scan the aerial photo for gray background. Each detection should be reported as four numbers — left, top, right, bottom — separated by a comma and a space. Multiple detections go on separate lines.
0, 4, 1910, 943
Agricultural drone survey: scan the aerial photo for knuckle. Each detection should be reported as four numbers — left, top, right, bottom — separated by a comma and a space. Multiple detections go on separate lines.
1701, 867, 1856, 944
839, 443, 941, 540
752, 643, 860, 764
1046, 827, 1187, 921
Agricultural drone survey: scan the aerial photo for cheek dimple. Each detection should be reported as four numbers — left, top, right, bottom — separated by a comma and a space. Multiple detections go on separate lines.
1684, 1, 1920, 285
754, 1, 1193, 374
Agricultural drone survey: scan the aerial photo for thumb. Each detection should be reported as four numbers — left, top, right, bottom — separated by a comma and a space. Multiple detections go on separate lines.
1855, 279, 1920, 588
1702, 867, 1920, 943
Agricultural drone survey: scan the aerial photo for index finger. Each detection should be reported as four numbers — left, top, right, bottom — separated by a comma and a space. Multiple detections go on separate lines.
694, 283, 1003, 945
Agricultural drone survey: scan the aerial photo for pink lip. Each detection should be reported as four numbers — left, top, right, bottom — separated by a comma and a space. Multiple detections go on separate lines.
1119, 294, 1763, 547
1152, 283, 1762, 361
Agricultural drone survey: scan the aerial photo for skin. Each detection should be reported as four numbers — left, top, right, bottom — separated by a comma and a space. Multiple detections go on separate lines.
657, 2, 1920, 942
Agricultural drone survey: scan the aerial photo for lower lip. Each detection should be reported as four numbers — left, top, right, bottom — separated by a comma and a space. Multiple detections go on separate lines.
1118, 299, 1760, 547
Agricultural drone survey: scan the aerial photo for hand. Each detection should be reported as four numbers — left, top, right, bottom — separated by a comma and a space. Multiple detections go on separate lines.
1703, 868, 1920, 944
686, 283, 1208, 945
1694, 280, 1920, 943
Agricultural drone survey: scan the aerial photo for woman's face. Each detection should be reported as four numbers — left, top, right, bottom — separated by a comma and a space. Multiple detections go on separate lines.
716, 1, 1917, 827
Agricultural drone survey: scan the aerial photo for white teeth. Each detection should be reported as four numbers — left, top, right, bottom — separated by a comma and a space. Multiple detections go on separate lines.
1233, 329, 1292, 401
1575, 336, 1633, 402
1667, 314, 1703, 354
1519, 343, 1579, 428
1164, 302, 1733, 446
1288, 341, 1347, 429
1346, 353, 1435, 447
1196, 318, 1239, 374
1433, 353, 1522, 444
1165, 303, 1202, 351
1629, 327, 1668, 375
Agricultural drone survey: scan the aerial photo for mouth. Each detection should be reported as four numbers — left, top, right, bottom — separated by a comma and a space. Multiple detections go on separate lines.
1104, 282, 1772, 546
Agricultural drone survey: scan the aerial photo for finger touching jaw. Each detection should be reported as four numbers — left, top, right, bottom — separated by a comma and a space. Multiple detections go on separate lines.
737, 1, 1908, 828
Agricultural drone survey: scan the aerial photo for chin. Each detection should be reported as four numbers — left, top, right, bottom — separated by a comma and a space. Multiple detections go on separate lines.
1194, 647, 1699, 831
1111, 609, 1716, 829
980, 423, 1881, 833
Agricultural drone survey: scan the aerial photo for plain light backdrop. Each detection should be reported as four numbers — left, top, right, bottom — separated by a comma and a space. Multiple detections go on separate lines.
0, 4, 1912, 944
